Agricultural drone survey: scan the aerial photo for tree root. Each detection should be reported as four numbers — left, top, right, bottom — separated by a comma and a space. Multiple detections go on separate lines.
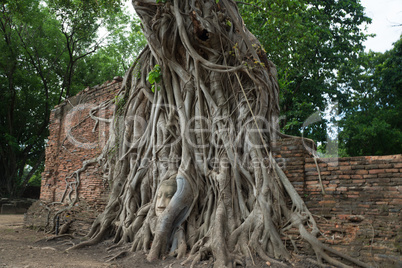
66, 220, 113, 251
105, 250, 129, 262
45, 234, 75, 242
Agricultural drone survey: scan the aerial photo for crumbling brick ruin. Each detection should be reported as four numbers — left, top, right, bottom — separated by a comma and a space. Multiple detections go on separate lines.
39, 78, 402, 267
40, 77, 122, 210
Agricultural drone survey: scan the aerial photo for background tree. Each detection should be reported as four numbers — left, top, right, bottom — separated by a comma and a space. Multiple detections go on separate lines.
239, 0, 372, 145
73, 17, 146, 88
47, 0, 129, 99
338, 36, 402, 156
0, 0, 144, 198
0, 0, 59, 197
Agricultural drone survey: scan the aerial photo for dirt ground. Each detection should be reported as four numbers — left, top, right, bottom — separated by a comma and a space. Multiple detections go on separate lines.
0, 214, 110, 268
0, 214, 323, 268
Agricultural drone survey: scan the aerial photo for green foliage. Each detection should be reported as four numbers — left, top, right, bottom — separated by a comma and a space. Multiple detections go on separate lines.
239, 0, 372, 144
115, 93, 129, 116
27, 164, 44, 187
72, 17, 146, 89
147, 64, 162, 92
0, 0, 145, 197
46, 0, 134, 97
0, 0, 58, 197
338, 36, 402, 156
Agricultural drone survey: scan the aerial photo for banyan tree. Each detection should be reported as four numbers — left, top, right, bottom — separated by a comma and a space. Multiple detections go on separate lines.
68, 0, 370, 267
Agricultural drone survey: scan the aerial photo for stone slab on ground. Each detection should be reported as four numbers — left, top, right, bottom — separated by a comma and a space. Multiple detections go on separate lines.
0, 199, 37, 214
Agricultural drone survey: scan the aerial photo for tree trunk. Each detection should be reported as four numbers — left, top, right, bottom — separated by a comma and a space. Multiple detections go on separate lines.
68, 1, 369, 267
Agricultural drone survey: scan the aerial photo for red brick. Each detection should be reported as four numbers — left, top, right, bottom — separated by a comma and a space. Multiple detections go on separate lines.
305, 163, 317, 169
390, 199, 402, 205
393, 163, 402, 168
325, 187, 337, 192
356, 170, 369, 175
385, 169, 399, 173
338, 214, 352, 220
363, 174, 377, 179
328, 166, 339, 171
319, 200, 336, 205
378, 164, 393, 169
365, 164, 379, 169
369, 169, 385, 174
340, 166, 352, 170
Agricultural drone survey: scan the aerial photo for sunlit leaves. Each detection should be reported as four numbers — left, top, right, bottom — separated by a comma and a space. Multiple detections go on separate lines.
147, 64, 162, 92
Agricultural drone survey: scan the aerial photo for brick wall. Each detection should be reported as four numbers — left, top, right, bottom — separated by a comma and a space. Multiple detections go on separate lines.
272, 138, 402, 267
303, 154, 401, 267
40, 77, 122, 210
270, 137, 313, 194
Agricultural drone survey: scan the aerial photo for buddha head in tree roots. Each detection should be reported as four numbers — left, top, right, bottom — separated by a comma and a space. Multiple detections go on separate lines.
155, 177, 177, 217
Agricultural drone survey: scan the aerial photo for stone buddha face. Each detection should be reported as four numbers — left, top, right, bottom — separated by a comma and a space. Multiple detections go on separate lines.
155, 178, 177, 217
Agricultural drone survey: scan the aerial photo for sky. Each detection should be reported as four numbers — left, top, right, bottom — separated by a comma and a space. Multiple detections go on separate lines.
361, 0, 402, 52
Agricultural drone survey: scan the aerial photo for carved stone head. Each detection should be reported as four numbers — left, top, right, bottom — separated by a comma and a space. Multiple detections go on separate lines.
155, 177, 177, 217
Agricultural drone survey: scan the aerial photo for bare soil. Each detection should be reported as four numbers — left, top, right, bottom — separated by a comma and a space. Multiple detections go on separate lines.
0, 214, 182, 268
0, 214, 322, 268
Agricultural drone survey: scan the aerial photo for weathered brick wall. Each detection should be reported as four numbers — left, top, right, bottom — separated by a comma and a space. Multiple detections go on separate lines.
270, 137, 313, 194
303, 154, 402, 267
272, 138, 402, 267
40, 77, 122, 210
